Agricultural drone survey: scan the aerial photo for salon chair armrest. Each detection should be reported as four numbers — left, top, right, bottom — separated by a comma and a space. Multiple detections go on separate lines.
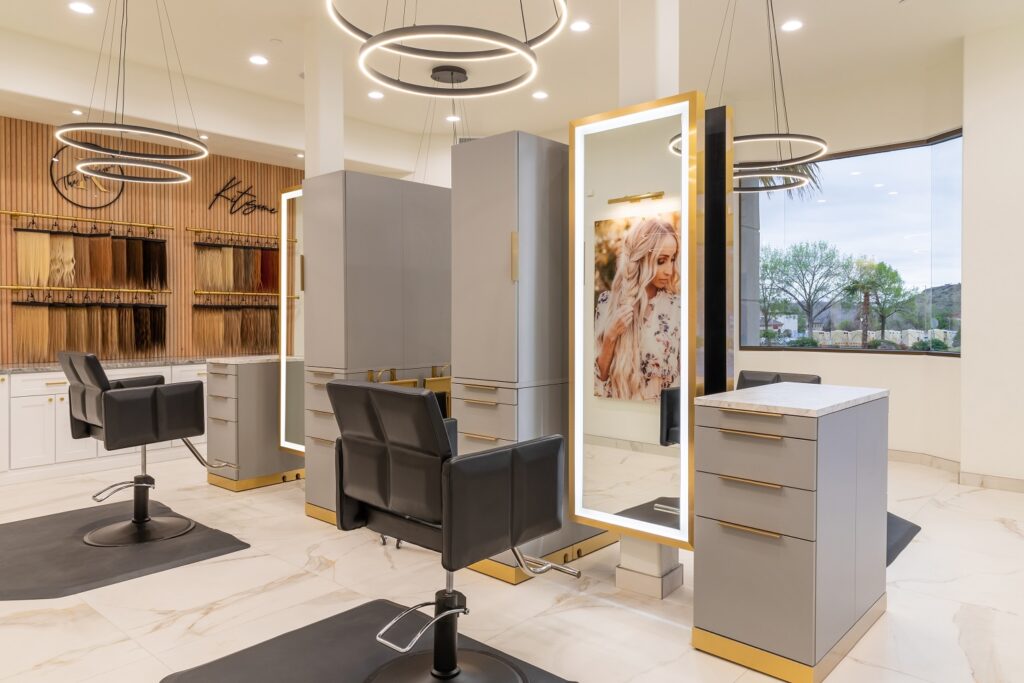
109, 375, 165, 390
441, 434, 564, 572
101, 381, 205, 450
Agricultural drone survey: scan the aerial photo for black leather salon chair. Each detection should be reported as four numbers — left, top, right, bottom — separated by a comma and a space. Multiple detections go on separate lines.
327, 380, 580, 682
59, 352, 233, 547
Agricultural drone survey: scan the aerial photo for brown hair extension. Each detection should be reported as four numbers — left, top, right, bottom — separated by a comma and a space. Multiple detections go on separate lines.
48, 306, 67, 358
125, 238, 144, 288
73, 236, 91, 288
48, 235, 76, 287
16, 231, 51, 287
87, 305, 103, 355
13, 305, 49, 363
118, 306, 135, 356
111, 238, 127, 287
150, 306, 166, 351
133, 306, 151, 352
88, 235, 114, 288
102, 306, 119, 358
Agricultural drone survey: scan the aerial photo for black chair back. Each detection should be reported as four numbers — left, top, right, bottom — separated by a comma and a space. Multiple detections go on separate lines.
58, 352, 110, 428
326, 381, 453, 524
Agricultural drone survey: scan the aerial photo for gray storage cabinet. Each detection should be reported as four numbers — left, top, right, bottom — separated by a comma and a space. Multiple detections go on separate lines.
302, 171, 451, 512
693, 393, 888, 667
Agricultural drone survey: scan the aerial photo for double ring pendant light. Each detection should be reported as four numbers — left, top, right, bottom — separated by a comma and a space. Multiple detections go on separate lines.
673, 0, 828, 194
55, 0, 208, 184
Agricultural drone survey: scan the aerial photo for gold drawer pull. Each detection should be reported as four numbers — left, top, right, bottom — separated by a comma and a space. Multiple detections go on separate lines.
45, 380, 68, 386
719, 407, 782, 418
718, 520, 782, 539
718, 474, 783, 490
464, 432, 499, 442
463, 398, 498, 407
718, 428, 783, 441
463, 384, 498, 392
309, 437, 334, 446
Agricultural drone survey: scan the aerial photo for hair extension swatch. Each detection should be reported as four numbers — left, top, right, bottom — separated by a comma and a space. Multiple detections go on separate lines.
48, 235, 76, 287
16, 231, 51, 287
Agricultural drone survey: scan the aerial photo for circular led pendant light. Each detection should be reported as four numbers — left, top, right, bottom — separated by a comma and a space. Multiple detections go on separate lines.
327, 0, 567, 61
358, 26, 538, 99
55, 0, 207, 183
76, 157, 192, 184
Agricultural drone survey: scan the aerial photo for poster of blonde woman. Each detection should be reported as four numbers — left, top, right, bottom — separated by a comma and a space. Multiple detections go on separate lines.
593, 213, 681, 401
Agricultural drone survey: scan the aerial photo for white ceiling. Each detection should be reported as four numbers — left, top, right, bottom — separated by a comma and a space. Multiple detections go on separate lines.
2, 0, 1024, 155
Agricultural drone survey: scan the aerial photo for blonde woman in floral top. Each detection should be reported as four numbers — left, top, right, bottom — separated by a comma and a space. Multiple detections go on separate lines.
594, 218, 681, 401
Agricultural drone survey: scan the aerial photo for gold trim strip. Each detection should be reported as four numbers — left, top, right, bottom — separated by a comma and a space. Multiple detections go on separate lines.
718, 428, 784, 441
719, 407, 783, 418
718, 474, 783, 490
207, 468, 304, 492
718, 520, 782, 539
1, 209, 174, 231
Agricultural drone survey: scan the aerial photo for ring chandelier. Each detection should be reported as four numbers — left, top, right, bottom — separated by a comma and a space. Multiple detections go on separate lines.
55, 0, 207, 184
330, 0, 565, 99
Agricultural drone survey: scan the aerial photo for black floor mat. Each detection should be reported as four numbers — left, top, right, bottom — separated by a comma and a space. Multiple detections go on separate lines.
887, 512, 921, 566
162, 599, 572, 683
0, 500, 249, 600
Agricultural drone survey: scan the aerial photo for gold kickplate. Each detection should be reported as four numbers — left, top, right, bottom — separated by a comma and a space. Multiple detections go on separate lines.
207, 468, 305, 492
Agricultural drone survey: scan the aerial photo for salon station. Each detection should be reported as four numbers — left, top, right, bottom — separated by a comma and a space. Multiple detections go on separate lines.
0, 1, 1020, 682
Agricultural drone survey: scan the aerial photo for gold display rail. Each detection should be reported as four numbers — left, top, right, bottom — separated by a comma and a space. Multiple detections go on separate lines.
194, 289, 298, 300
1, 284, 171, 294
186, 226, 296, 243
0, 209, 175, 232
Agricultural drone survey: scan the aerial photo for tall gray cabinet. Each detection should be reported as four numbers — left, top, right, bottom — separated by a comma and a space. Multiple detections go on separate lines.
303, 170, 451, 514
452, 131, 598, 564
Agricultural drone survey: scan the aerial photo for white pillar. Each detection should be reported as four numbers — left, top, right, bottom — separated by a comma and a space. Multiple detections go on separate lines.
617, 0, 680, 106
303, 18, 345, 176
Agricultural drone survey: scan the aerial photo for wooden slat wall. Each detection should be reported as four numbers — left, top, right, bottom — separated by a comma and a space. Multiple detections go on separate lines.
0, 115, 303, 365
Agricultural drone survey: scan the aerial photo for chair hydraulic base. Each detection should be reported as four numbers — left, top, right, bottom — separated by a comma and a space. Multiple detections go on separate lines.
84, 445, 197, 547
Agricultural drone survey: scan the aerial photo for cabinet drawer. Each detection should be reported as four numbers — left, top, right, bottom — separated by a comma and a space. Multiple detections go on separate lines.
207, 372, 237, 398
452, 398, 517, 441
452, 382, 517, 406
457, 432, 516, 455
305, 381, 332, 413
10, 372, 70, 397
207, 417, 238, 466
696, 425, 817, 490
306, 409, 340, 442
206, 361, 237, 376
695, 471, 816, 541
695, 405, 816, 440
694, 515, 816, 665
207, 395, 237, 422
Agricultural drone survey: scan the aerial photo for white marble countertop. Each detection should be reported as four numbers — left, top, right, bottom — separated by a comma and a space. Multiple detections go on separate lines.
694, 382, 889, 418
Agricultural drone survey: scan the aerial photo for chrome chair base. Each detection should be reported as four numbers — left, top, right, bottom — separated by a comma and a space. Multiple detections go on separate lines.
83, 516, 196, 547
367, 650, 525, 683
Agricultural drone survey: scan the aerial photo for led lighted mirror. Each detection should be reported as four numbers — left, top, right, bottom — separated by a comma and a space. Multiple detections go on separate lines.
570, 92, 703, 548
280, 187, 305, 453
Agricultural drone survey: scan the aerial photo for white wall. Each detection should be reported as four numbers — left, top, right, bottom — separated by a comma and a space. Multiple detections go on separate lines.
961, 20, 1024, 480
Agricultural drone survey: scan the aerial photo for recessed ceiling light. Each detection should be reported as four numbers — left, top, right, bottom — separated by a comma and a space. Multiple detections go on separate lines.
780, 19, 803, 32
199, 134, 209, 140
850, 171, 862, 176
249, 54, 269, 66
71, 109, 83, 116
873, 182, 884, 188
297, 153, 304, 158
368, 90, 384, 100
446, 115, 461, 123
68, 2, 94, 14
532, 90, 549, 100
570, 20, 591, 32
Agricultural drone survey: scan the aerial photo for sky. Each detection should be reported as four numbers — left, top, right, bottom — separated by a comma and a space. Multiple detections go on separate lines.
757, 137, 963, 293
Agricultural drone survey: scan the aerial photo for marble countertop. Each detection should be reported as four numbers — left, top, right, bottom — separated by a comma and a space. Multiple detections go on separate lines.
694, 382, 889, 418
1, 357, 210, 375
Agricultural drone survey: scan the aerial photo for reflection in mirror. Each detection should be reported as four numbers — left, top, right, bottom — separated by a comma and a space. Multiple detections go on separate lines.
280, 188, 304, 452
572, 95, 700, 546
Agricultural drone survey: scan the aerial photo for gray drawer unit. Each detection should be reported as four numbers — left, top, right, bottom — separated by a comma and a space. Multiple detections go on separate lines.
695, 405, 817, 440
695, 425, 817, 490
204, 358, 304, 484
693, 386, 889, 672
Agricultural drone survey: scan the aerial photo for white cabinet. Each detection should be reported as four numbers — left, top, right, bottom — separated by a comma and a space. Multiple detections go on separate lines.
55, 396, 97, 463
0, 375, 9, 473
10, 395, 57, 469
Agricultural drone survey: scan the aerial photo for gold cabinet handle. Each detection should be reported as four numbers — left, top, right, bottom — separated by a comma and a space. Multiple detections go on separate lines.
718, 520, 782, 539
719, 407, 782, 418
463, 398, 498, 407
463, 384, 498, 392
718, 428, 783, 441
464, 432, 499, 442
718, 474, 783, 490
45, 380, 68, 386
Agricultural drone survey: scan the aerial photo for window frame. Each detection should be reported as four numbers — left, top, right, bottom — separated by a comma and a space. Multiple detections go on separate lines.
738, 128, 963, 358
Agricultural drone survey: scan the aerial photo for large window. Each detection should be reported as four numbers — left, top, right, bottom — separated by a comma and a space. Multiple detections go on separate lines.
739, 133, 962, 355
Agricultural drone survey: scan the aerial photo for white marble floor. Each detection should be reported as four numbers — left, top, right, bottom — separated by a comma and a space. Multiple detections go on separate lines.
1, 459, 1023, 683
